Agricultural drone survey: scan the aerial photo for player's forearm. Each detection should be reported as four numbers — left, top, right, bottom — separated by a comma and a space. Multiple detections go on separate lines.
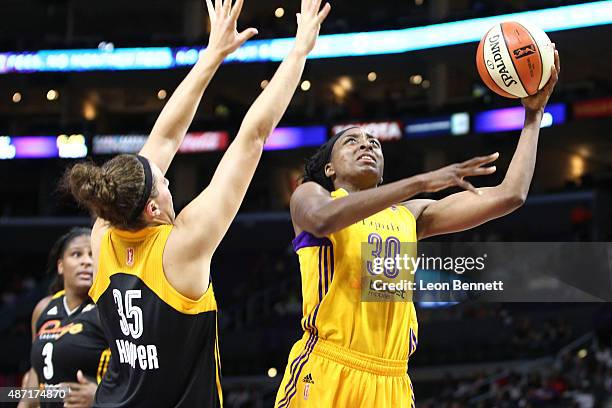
498, 109, 543, 202
16, 399, 39, 408
17, 368, 40, 408
307, 176, 428, 236
237, 48, 308, 142
148, 48, 225, 146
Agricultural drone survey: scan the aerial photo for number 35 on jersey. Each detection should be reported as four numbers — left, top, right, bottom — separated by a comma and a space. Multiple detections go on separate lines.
112, 289, 159, 370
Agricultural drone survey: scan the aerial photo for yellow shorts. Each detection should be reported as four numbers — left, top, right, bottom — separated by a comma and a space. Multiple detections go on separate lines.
274, 332, 415, 408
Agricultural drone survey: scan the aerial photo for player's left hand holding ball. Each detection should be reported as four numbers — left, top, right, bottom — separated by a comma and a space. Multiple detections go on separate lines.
522, 45, 560, 113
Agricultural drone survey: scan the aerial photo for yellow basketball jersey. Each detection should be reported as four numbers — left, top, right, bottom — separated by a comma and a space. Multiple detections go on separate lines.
90, 225, 218, 314
89, 225, 223, 407
293, 188, 419, 360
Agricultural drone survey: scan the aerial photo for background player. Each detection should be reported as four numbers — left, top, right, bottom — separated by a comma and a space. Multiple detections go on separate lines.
18, 228, 109, 408
275, 47, 560, 408
64, 0, 330, 406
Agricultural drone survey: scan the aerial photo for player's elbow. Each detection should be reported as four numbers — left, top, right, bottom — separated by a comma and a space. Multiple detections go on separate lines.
253, 123, 274, 142
239, 117, 275, 144
503, 192, 527, 211
234, 127, 267, 153
495, 184, 527, 212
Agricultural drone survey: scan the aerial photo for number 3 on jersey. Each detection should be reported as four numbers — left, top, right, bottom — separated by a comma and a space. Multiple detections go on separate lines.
42, 342, 54, 380
113, 289, 143, 339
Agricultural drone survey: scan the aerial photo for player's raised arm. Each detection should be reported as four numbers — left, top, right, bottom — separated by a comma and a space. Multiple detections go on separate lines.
407, 48, 560, 240
172, 0, 331, 257
139, 0, 258, 175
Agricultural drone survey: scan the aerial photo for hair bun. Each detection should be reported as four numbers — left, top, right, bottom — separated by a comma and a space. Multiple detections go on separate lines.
63, 154, 153, 230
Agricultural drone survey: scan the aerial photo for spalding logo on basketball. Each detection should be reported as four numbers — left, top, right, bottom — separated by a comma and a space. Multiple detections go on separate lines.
476, 21, 554, 98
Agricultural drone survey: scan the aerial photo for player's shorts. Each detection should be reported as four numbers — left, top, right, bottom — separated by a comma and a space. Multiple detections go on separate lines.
274, 332, 414, 408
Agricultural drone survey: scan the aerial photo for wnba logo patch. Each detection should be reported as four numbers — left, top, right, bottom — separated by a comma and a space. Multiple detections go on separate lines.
126, 248, 134, 266
303, 384, 310, 400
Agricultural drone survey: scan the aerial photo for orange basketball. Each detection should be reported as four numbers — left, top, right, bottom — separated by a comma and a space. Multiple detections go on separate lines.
476, 21, 554, 99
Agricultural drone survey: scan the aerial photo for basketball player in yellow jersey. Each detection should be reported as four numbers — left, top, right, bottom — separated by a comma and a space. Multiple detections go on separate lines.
275, 50, 560, 407
63, 1, 331, 406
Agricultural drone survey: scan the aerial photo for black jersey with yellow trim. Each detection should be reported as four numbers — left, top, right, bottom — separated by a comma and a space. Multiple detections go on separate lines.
30, 291, 110, 407
91, 225, 222, 408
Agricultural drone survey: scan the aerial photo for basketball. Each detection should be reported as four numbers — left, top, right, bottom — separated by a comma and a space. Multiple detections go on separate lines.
476, 21, 555, 98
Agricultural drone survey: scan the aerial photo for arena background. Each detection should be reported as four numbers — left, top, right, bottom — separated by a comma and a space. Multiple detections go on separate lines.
1, 0, 612, 406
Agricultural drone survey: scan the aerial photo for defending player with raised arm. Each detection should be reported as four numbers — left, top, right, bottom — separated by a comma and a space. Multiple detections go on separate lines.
63, 0, 331, 406
275, 48, 559, 408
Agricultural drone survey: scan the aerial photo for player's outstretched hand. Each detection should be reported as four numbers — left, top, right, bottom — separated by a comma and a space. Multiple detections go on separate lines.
421, 152, 500, 194
205, 0, 258, 58
522, 44, 560, 113
293, 0, 331, 56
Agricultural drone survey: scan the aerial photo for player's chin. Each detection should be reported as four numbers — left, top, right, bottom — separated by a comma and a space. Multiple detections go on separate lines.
354, 165, 382, 186
75, 274, 93, 288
